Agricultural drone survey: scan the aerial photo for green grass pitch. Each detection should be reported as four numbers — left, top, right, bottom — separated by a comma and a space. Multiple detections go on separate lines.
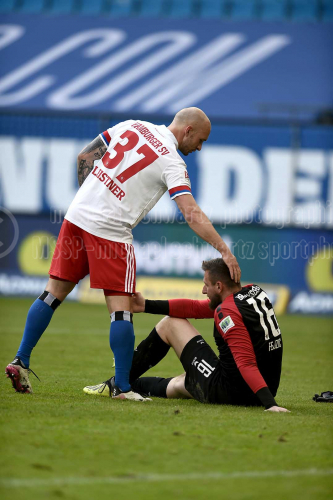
0, 297, 332, 500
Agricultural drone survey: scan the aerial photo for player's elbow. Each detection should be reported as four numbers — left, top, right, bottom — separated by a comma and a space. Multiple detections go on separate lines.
77, 152, 85, 164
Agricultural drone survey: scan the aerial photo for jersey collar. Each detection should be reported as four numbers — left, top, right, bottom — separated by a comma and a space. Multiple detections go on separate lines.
157, 125, 178, 149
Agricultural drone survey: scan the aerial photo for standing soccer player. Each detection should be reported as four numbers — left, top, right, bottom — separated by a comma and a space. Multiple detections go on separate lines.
6, 107, 240, 400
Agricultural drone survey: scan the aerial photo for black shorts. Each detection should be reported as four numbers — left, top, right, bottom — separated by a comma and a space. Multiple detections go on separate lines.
180, 335, 260, 406
180, 335, 233, 404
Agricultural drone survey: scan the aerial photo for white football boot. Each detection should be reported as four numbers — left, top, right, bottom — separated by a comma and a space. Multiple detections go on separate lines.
83, 377, 152, 401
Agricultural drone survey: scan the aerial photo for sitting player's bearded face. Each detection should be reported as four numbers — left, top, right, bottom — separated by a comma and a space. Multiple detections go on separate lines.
202, 272, 222, 310
207, 291, 222, 311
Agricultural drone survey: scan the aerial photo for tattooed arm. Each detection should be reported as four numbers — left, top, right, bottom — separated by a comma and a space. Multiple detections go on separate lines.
77, 136, 107, 186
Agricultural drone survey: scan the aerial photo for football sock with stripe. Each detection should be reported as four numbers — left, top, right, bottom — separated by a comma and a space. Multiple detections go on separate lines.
131, 377, 173, 398
129, 327, 170, 384
16, 291, 61, 368
110, 311, 135, 392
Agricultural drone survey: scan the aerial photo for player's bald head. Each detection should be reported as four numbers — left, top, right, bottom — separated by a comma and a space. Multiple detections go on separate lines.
168, 107, 211, 155
173, 107, 211, 132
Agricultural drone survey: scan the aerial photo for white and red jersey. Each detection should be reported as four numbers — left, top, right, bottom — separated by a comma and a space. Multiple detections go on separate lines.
65, 120, 192, 244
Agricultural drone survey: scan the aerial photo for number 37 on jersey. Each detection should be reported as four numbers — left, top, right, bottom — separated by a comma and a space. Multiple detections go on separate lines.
102, 130, 160, 184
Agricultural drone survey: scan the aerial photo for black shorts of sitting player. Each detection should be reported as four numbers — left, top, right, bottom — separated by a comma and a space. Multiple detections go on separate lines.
85, 258, 289, 412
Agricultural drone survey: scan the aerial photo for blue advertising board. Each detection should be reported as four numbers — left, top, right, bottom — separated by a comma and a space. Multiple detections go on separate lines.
0, 213, 332, 314
0, 15, 332, 121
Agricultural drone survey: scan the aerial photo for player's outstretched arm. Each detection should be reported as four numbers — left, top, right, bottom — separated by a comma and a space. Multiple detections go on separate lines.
132, 292, 213, 319
265, 406, 290, 413
175, 195, 241, 282
77, 136, 107, 186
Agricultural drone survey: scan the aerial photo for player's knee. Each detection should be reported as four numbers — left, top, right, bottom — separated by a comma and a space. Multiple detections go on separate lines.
155, 316, 170, 343
46, 278, 75, 302
156, 315, 170, 329
156, 316, 188, 343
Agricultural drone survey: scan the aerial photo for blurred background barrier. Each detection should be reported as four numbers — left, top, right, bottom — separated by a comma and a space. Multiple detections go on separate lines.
0, 2, 332, 313
1, 120, 332, 226
1, 213, 332, 313
0, 15, 331, 121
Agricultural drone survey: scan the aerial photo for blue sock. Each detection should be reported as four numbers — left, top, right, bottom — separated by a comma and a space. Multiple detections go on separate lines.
16, 292, 61, 368
109, 312, 135, 392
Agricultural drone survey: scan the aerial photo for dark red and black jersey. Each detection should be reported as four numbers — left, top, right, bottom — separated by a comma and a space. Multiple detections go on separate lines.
213, 285, 282, 401
167, 284, 282, 406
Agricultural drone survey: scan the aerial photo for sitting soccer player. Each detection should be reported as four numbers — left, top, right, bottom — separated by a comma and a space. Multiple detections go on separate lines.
84, 258, 289, 412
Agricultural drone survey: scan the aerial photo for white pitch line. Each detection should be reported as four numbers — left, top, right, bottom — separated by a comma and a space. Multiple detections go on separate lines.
1, 468, 333, 488
4, 328, 149, 336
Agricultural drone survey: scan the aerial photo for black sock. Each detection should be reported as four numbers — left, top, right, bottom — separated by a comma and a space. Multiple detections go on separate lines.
132, 377, 173, 398
129, 327, 170, 384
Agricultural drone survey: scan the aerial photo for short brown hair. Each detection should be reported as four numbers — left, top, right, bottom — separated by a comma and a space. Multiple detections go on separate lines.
201, 258, 237, 288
